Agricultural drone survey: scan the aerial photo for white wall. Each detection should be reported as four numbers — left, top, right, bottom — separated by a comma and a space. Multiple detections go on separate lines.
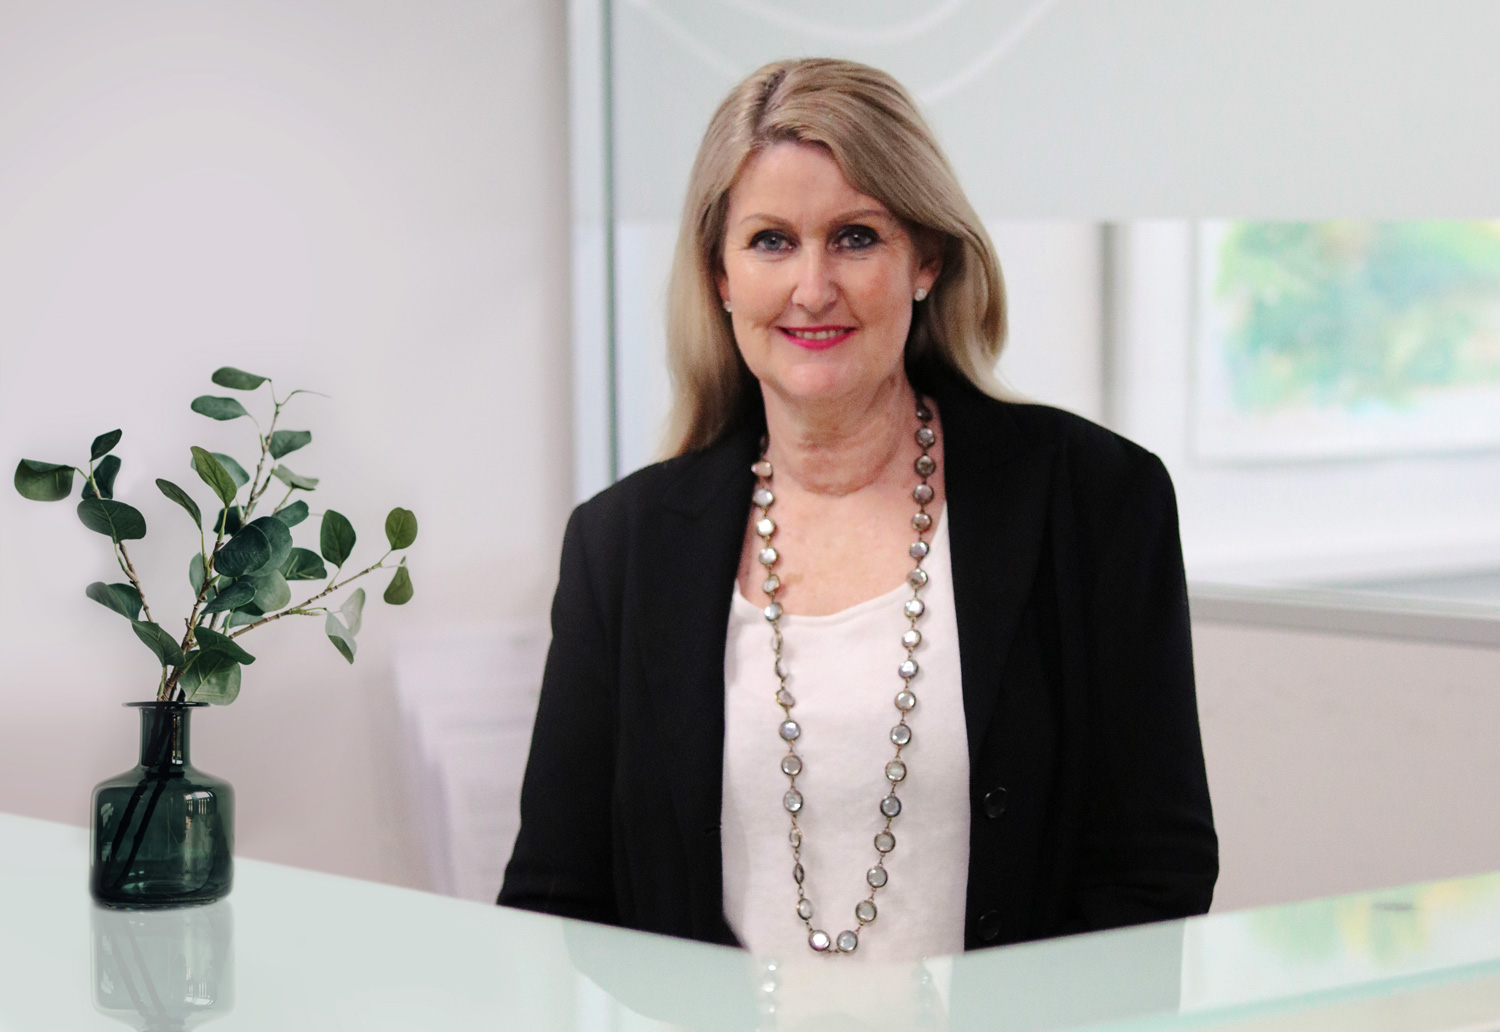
0, 0, 573, 888
1194, 620, 1500, 912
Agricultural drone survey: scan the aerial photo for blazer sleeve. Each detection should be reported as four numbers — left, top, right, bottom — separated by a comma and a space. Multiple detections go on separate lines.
1073, 452, 1218, 928
498, 503, 620, 925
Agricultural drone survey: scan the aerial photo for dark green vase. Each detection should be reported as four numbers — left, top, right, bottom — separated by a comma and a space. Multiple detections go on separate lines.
91, 702, 234, 908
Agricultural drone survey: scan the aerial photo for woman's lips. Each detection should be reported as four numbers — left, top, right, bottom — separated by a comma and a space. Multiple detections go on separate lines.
779, 325, 854, 350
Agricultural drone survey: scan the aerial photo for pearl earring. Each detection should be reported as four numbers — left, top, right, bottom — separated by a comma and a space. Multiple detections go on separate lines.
913, 288, 928, 302
723, 299, 732, 313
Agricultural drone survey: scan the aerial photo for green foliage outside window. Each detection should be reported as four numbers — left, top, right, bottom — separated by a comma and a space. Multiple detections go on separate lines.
1214, 221, 1500, 412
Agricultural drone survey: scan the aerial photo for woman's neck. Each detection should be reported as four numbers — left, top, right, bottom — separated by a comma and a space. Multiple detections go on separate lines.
760, 374, 919, 497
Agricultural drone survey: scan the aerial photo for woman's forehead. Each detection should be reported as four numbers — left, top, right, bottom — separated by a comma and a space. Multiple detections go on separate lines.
727, 141, 893, 225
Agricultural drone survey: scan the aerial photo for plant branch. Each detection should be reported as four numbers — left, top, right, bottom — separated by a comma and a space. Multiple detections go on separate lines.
160, 517, 228, 700
242, 392, 281, 520
229, 555, 388, 638
116, 543, 155, 625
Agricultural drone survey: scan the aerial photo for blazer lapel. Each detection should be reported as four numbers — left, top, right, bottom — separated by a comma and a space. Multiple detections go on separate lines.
635, 424, 760, 941
928, 374, 1057, 760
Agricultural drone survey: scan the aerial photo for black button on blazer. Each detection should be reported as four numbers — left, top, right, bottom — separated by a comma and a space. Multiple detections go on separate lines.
499, 364, 1218, 951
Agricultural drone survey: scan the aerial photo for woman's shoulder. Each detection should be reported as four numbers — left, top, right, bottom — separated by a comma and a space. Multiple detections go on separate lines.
933, 372, 1170, 501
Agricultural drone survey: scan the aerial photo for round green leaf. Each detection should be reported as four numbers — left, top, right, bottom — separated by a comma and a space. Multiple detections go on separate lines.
214, 522, 272, 577
190, 396, 249, 421
201, 580, 256, 614
77, 498, 147, 541
245, 570, 291, 612
156, 479, 202, 529
281, 547, 327, 581
211, 506, 245, 537
189, 552, 207, 593
179, 650, 242, 704
273, 500, 309, 528
132, 621, 186, 668
324, 613, 357, 663
190, 447, 238, 507
210, 367, 268, 391
383, 563, 413, 605
90, 429, 123, 461
213, 454, 250, 488
384, 508, 418, 550
340, 588, 366, 636
271, 464, 319, 491
243, 516, 292, 569
82, 455, 121, 500
319, 510, 356, 567
86, 581, 142, 620
193, 626, 255, 665
14, 460, 74, 501
268, 430, 311, 459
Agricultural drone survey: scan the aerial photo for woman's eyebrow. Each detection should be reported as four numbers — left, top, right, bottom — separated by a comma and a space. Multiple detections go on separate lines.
735, 208, 895, 229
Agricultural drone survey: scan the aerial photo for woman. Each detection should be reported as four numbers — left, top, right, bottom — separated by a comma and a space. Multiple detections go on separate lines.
500, 58, 1217, 961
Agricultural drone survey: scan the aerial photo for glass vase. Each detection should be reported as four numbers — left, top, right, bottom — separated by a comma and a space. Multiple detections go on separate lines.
91, 701, 234, 908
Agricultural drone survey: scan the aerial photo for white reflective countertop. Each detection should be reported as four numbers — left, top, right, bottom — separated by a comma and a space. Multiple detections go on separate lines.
2, 812, 1499, 1031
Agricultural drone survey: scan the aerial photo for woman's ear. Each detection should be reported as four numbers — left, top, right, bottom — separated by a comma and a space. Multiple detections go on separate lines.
715, 270, 730, 311
912, 228, 943, 296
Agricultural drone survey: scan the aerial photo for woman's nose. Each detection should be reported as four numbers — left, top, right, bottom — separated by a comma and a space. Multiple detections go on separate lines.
790, 250, 837, 313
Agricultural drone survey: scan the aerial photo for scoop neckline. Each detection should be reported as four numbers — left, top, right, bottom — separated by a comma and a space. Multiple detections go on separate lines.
731, 505, 946, 627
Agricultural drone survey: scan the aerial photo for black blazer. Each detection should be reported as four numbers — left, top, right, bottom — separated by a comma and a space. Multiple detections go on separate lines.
500, 366, 1218, 950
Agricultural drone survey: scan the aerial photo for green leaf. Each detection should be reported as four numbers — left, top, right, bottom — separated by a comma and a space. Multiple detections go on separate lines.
245, 570, 291, 611
90, 429, 122, 461
211, 506, 244, 536
77, 498, 147, 542
155, 479, 202, 529
325, 613, 357, 663
201, 580, 256, 614
14, 460, 74, 501
319, 510, 356, 567
340, 588, 366, 636
271, 464, 319, 491
190, 552, 207, 593
383, 563, 413, 605
210, 367, 268, 391
190, 395, 249, 421
179, 650, 242, 704
214, 522, 272, 577
81, 455, 121, 500
190, 447, 238, 507
213, 454, 250, 488
132, 621, 186, 668
245, 516, 292, 568
281, 547, 327, 581
226, 609, 259, 629
86, 581, 142, 620
193, 626, 255, 665
384, 508, 418, 550
268, 430, 311, 459
272, 500, 309, 527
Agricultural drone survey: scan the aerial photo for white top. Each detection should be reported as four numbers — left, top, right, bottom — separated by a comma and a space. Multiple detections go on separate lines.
721, 508, 971, 962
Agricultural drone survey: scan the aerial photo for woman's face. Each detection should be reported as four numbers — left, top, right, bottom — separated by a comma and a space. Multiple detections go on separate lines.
717, 142, 939, 410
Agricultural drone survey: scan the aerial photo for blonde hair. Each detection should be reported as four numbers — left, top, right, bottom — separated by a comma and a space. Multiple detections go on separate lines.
664, 57, 1007, 455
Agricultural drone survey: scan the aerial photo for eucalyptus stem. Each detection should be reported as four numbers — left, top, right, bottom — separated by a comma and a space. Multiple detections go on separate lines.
229, 553, 389, 638
242, 391, 281, 520
116, 542, 155, 625
162, 518, 227, 699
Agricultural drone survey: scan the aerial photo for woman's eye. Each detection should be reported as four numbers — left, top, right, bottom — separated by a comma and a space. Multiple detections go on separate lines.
838, 225, 878, 250
750, 230, 793, 252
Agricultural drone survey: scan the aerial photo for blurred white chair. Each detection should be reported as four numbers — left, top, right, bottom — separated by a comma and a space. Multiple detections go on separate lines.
391, 622, 548, 901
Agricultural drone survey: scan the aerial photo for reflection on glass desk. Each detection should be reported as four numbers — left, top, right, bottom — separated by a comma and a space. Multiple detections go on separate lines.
2, 813, 1499, 1031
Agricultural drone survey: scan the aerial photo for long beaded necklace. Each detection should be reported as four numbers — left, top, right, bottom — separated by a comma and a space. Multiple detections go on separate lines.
750, 398, 938, 955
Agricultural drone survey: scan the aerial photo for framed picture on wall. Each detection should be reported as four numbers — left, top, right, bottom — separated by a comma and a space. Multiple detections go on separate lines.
1191, 220, 1500, 461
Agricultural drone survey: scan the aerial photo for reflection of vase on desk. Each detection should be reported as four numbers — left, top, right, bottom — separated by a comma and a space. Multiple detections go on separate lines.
92, 900, 234, 1032
91, 701, 234, 907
